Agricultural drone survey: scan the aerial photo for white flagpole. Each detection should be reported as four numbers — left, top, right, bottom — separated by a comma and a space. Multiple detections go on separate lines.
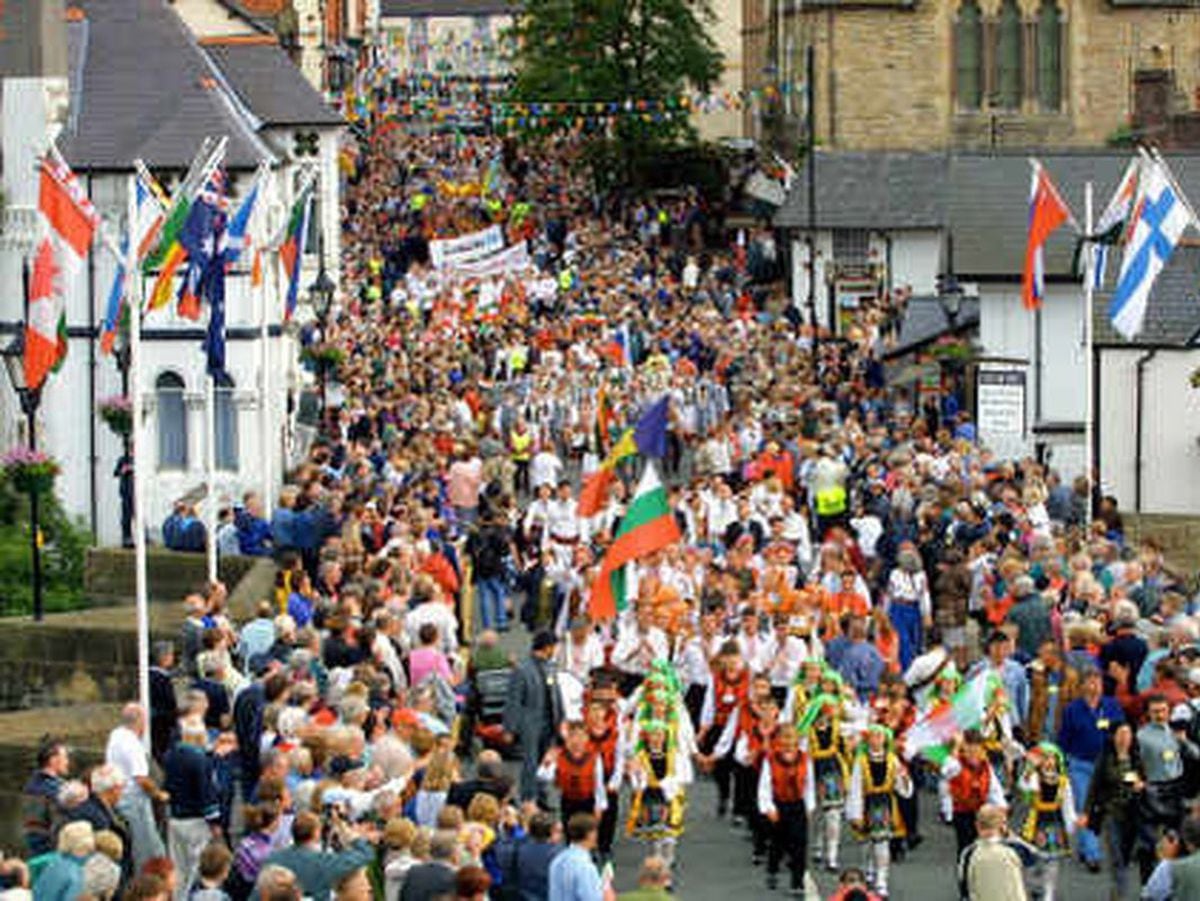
128, 171, 151, 747
260, 252, 273, 517
206, 370, 217, 584
1084, 181, 1095, 528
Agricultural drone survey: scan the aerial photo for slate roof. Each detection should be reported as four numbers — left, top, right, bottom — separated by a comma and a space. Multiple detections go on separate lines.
773, 152, 947, 229
776, 149, 1200, 347
1093, 246, 1200, 346
381, 0, 518, 16
204, 42, 343, 128
58, 0, 272, 171
884, 295, 981, 359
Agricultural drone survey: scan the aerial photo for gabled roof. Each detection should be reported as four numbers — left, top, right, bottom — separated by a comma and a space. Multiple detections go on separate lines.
775, 149, 1200, 348
774, 151, 947, 229
58, 0, 273, 170
1093, 246, 1200, 346
884, 295, 980, 359
381, 0, 518, 16
204, 41, 343, 128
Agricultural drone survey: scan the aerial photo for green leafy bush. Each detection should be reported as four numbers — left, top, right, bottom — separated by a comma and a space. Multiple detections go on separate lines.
0, 473, 91, 616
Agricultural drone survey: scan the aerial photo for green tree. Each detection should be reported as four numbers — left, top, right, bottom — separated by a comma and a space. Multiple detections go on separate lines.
508, 0, 723, 187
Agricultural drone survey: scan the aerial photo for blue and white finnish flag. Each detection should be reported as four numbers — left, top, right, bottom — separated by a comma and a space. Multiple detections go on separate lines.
1108, 159, 1191, 340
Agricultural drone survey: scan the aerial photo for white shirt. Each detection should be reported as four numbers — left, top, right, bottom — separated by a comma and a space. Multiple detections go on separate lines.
405, 602, 459, 654
106, 725, 150, 800
530, 451, 564, 490
557, 633, 605, 682
675, 635, 714, 689
737, 630, 777, 675
612, 623, 669, 676
546, 498, 580, 542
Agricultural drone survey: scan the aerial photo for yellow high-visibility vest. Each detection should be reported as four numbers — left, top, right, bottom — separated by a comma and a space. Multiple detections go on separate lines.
510, 430, 533, 462
815, 484, 847, 516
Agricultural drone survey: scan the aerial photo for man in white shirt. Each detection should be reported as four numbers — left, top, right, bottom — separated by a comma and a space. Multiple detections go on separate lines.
557, 617, 606, 684
612, 603, 669, 694
105, 703, 167, 868
735, 606, 777, 674
530, 444, 565, 491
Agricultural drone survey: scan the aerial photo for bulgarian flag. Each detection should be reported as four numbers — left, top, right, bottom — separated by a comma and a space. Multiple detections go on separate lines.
902, 670, 1000, 766
26, 155, 99, 389
588, 463, 681, 620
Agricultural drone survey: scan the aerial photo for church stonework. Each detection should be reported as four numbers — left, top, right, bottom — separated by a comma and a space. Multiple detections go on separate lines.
753, 0, 1200, 151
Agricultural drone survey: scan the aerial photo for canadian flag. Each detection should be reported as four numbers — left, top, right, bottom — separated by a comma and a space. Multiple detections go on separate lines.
26, 155, 99, 389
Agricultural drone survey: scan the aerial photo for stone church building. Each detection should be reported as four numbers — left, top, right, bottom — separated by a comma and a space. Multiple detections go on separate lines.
746, 0, 1200, 151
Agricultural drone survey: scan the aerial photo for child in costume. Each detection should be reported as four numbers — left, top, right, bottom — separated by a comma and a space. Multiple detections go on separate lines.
698, 640, 750, 819
536, 720, 608, 827
799, 689, 849, 871
757, 725, 815, 895
940, 728, 1006, 857
783, 659, 825, 726
1017, 743, 1077, 901
734, 695, 781, 866
585, 700, 623, 863
626, 718, 692, 870
846, 724, 912, 899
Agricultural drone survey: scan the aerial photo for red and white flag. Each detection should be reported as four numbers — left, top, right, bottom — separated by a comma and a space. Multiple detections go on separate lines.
1021, 160, 1075, 311
26, 154, 99, 389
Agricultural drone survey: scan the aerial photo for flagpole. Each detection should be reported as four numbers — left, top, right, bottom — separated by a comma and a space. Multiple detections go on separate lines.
206, 371, 217, 584
127, 171, 151, 747
260, 246, 273, 517
1083, 181, 1095, 529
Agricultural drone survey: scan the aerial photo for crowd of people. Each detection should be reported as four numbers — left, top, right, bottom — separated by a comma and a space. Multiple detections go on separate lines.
13, 97, 1200, 901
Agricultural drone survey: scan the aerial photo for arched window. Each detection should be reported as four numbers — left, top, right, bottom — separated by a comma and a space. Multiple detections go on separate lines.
215, 372, 238, 472
156, 371, 187, 470
1037, 0, 1062, 111
955, 0, 983, 111
995, 0, 1024, 110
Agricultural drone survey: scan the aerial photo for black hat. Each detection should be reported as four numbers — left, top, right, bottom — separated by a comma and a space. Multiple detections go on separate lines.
532, 630, 558, 652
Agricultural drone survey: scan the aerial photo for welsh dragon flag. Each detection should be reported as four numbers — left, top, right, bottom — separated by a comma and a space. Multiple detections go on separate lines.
588, 462, 681, 620
902, 670, 1001, 766
26, 155, 99, 389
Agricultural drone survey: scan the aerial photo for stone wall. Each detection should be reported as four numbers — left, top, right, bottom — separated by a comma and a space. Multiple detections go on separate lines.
773, 0, 1200, 151
1124, 513, 1200, 579
84, 548, 258, 605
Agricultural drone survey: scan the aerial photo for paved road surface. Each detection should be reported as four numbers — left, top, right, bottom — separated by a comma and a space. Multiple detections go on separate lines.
601, 772, 1115, 899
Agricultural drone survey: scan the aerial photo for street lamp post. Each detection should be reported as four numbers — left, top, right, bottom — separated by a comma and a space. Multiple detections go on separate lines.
308, 231, 336, 421
2, 331, 44, 622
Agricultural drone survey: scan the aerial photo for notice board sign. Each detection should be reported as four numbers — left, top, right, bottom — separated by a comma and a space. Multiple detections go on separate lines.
976, 368, 1027, 459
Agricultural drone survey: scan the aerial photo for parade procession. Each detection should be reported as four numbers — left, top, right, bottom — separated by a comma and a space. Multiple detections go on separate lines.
5, 2, 1200, 901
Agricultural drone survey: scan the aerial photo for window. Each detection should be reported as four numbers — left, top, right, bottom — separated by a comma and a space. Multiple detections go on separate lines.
156, 372, 187, 470
833, 229, 871, 267
472, 15, 491, 75
1037, 0, 1062, 111
995, 0, 1023, 110
215, 372, 238, 472
955, 0, 983, 111
409, 17, 429, 72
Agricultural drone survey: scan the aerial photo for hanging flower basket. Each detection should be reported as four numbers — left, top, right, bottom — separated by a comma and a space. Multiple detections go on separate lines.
98, 395, 133, 437
1, 447, 60, 495
300, 342, 347, 373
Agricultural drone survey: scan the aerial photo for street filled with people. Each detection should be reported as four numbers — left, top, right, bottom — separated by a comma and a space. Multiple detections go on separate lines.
13, 114, 1200, 901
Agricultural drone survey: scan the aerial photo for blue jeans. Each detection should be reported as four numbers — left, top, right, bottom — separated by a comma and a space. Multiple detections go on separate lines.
476, 576, 508, 630
888, 601, 922, 672
1068, 755, 1101, 863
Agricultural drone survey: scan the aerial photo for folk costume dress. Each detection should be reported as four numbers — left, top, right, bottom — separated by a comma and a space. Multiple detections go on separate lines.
1016, 744, 1077, 901
846, 728, 913, 898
